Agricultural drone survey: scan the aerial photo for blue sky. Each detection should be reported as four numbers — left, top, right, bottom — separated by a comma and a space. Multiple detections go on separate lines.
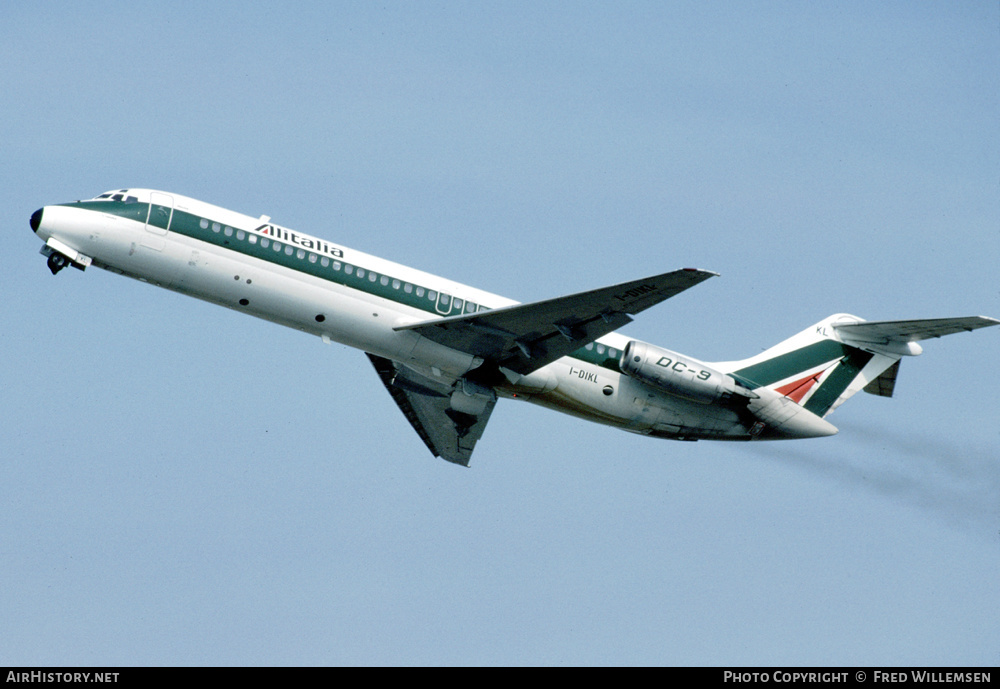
2, 1, 998, 666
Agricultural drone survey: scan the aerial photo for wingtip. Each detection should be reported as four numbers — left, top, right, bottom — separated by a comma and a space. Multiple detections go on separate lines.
682, 267, 720, 277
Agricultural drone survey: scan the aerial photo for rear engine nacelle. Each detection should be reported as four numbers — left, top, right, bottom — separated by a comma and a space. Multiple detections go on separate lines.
620, 340, 756, 405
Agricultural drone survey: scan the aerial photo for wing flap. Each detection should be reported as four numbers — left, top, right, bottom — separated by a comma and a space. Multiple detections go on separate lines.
395, 268, 717, 375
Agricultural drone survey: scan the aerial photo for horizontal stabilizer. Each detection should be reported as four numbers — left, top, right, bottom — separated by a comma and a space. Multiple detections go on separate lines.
835, 316, 999, 345
863, 359, 900, 398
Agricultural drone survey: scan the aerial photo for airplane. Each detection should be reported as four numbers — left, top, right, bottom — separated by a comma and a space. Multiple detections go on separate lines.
30, 189, 999, 466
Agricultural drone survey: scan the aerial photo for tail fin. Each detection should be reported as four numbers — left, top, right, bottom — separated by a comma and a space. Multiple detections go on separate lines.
712, 314, 998, 419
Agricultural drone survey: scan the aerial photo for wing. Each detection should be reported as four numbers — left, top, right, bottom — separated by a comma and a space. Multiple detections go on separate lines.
835, 316, 1000, 343
370, 268, 715, 465
394, 268, 717, 376
367, 354, 496, 467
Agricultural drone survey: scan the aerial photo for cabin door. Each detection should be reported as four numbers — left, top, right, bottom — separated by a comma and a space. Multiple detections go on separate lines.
435, 291, 454, 315
142, 192, 174, 251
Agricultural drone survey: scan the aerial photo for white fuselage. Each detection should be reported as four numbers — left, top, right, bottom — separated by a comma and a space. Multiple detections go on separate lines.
31, 189, 825, 445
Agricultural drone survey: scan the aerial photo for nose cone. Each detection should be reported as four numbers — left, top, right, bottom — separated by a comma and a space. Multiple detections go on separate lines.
30, 207, 44, 233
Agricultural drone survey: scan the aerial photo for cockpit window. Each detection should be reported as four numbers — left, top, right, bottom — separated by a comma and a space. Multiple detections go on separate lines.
94, 190, 137, 203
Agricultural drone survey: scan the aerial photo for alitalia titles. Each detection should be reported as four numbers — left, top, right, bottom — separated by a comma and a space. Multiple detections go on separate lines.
253, 223, 344, 259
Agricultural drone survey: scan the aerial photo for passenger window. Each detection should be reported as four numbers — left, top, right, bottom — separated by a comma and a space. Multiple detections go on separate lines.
308, 253, 317, 263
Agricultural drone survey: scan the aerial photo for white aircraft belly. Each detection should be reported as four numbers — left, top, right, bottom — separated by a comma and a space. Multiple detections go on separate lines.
99, 225, 481, 378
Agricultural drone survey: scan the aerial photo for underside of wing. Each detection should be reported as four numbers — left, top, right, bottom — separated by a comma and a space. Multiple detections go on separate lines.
367, 353, 496, 467
394, 268, 716, 376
